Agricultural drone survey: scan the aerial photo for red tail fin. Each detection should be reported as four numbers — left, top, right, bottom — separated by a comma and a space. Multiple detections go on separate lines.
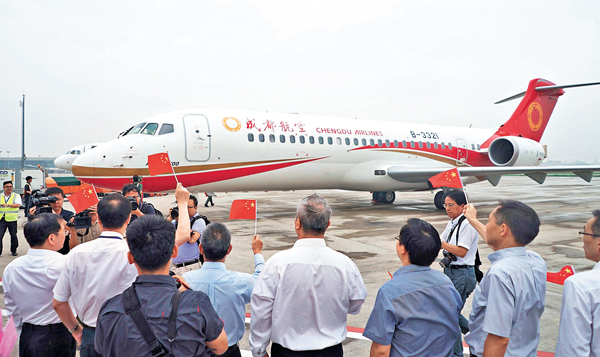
483, 79, 565, 147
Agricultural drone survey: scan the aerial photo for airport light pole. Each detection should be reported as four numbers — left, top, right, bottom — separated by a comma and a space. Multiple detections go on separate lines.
20, 95, 25, 170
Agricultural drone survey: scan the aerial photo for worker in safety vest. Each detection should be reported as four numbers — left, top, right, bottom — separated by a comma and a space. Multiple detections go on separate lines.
0, 181, 21, 256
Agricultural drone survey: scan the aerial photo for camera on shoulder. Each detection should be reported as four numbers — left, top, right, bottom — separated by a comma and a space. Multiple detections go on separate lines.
30, 189, 58, 214
439, 250, 458, 268
66, 210, 93, 230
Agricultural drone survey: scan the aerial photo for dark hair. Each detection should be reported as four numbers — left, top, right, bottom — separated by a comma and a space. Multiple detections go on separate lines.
296, 194, 331, 235
25, 176, 32, 181
126, 215, 176, 271
201, 222, 231, 261
98, 193, 131, 229
3, 181, 13, 187
443, 189, 467, 206
133, 175, 142, 182
45, 187, 65, 198
189, 195, 198, 208
591, 210, 600, 236
493, 200, 540, 246
399, 218, 441, 266
24, 213, 63, 247
122, 183, 140, 196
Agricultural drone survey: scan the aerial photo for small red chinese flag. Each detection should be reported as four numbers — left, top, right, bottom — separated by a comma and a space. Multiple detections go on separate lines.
68, 185, 99, 213
148, 152, 172, 176
428, 168, 463, 189
229, 200, 257, 220
547, 265, 575, 285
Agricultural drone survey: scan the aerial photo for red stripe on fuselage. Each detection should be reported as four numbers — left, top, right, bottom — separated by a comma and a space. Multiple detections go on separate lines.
79, 157, 327, 192
349, 145, 493, 167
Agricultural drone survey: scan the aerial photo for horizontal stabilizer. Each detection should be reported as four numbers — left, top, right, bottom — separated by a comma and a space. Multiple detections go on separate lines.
386, 165, 600, 185
495, 81, 600, 104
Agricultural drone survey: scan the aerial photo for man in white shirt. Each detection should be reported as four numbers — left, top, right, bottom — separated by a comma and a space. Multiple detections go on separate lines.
3, 213, 77, 356
439, 189, 479, 357
555, 210, 600, 356
53, 193, 139, 357
250, 194, 367, 357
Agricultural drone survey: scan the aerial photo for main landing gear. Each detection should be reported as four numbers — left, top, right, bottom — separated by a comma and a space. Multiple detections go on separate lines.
434, 190, 445, 210
372, 191, 396, 204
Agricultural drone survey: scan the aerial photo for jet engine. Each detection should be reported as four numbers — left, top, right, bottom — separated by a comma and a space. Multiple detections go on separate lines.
488, 136, 545, 167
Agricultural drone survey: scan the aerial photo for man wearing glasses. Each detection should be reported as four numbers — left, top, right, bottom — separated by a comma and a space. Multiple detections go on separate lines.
122, 184, 155, 224
0, 181, 21, 256
555, 210, 600, 356
168, 194, 205, 275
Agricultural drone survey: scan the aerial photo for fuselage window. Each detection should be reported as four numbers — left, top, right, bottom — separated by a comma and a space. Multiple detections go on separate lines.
141, 123, 159, 135
418, 141, 423, 148
477, 144, 481, 150
318, 136, 324, 144
345, 138, 350, 145
300, 136, 306, 144
434, 142, 438, 149
471, 144, 475, 150
327, 137, 333, 145
336, 137, 342, 145
248, 133, 254, 142
402, 140, 407, 148
121, 122, 146, 137
353, 138, 359, 146
259, 134, 265, 142
280, 135, 286, 143
158, 124, 174, 135
448, 143, 453, 150
76, 150, 81, 155
368, 139, 374, 147
385, 139, 390, 147
290, 135, 296, 144
441, 142, 446, 149
362, 138, 367, 146
309, 136, 315, 144
393, 140, 398, 148
426, 142, 431, 149
377, 139, 383, 147
410, 141, 415, 148
269, 134, 275, 143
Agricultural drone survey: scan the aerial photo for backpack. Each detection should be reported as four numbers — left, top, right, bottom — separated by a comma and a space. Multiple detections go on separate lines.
142, 202, 163, 218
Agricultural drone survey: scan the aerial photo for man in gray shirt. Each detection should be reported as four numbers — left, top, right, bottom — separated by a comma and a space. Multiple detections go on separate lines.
463, 200, 546, 357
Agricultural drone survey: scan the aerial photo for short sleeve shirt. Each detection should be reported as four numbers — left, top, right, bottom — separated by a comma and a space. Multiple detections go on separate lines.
95, 275, 224, 357
172, 214, 206, 264
465, 247, 546, 357
440, 214, 479, 266
363, 265, 462, 357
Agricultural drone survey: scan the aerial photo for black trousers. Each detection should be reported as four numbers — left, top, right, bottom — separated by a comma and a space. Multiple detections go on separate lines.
210, 344, 241, 357
20, 322, 76, 357
271, 343, 343, 357
0, 217, 18, 254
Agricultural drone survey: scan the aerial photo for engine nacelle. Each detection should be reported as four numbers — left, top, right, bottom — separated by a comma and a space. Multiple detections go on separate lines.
488, 136, 545, 166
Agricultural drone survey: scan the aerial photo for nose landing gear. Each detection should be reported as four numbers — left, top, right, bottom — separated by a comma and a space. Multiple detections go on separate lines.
372, 191, 396, 204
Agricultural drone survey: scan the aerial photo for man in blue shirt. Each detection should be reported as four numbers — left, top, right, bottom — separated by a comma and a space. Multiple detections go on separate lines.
168, 194, 206, 275
183, 222, 265, 357
364, 218, 462, 357
463, 200, 546, 357
555, 210, 600, 356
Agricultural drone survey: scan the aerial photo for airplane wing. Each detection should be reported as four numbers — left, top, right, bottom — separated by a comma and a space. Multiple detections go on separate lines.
386, 165, 600, 186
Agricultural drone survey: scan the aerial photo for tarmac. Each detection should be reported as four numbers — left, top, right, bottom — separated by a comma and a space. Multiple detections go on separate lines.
1, 175, 597, 356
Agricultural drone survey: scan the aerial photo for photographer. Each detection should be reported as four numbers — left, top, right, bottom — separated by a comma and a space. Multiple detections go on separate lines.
29, 187, 79, 254
122, 184, 155, 223
439, 189, 479, 357
76, 204, 102, 243
167, 194, 205, 275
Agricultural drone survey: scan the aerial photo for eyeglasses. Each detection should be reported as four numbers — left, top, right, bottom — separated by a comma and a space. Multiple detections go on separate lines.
4, 186, 13, 188
188, 206, 197, 209
579, 231, 600, 238
394, 235, 401, 242
443, 203, 456, 208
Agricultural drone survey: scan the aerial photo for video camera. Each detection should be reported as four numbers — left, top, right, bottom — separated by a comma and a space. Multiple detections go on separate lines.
127, 197, 138, 211
30, 189, 58, 214
67, 210, 93, 230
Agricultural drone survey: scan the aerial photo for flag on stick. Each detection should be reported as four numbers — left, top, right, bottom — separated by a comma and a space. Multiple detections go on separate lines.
229, 200, 257, 220
68, 185, 99, 213
428, 168, 463, 189
148, 152, 173, 176
547, 265, 575, 285
0, 316, 18, 356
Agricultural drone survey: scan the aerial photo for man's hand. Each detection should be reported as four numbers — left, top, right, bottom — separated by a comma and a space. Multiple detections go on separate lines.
464, 203, 478, 221
131, 208, 143, 217
464, 203, 488, 243
252, 235, 263, 255
175, 183, 190, 204
172, 275, 191, 291
29, 207, 36, 216
72, 325, 83, 345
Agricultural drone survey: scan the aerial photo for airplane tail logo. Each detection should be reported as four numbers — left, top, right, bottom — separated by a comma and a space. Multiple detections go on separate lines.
527, 102, 543, 132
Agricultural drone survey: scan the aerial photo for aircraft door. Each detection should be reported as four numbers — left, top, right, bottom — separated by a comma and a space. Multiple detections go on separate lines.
456, 139, 468, 164
183, 115, 211, 161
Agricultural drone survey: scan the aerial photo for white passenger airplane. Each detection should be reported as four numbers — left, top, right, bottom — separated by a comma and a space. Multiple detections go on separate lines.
54, 143, 100, 171
71, 78, 600, 208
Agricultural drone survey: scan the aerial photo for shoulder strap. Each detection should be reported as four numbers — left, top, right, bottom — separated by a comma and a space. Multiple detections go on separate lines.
167, 290, 183, 342
446, 215, 467, 244
122, 286, 170, 357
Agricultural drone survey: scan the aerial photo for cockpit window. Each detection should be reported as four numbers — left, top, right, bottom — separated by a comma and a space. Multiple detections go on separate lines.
120, 122, 146, 137
159, 124, 174, 135
141, 123, 159, 135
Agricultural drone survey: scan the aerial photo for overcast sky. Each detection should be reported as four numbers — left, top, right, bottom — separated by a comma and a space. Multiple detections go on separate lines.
1, 1, 599, 161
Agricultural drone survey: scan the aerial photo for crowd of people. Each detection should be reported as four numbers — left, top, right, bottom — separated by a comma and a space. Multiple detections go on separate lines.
0, 178, 599, 357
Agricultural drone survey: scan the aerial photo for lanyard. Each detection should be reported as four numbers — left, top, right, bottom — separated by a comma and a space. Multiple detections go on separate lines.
99, 235, 123, 240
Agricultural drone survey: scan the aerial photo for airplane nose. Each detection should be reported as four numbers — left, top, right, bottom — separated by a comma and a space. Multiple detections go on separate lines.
71, 153, 95, 178
54, 156, 73, 171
